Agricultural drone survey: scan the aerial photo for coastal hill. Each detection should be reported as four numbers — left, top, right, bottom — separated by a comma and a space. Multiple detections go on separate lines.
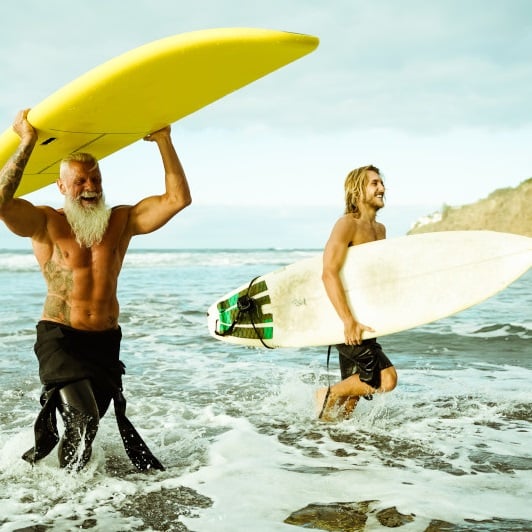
408, 178, 532, 237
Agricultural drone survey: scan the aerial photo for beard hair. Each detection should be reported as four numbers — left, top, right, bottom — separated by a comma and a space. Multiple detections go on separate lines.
63, 195, 111, 248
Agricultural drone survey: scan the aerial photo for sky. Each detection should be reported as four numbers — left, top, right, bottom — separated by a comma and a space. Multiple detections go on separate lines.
0, 0, 530, 248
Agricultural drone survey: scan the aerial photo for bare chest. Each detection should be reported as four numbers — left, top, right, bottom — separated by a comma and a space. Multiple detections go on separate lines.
350, 221, 385, 246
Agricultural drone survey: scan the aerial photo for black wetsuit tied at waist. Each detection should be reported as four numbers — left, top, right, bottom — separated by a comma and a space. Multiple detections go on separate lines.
23, 320, 164, 471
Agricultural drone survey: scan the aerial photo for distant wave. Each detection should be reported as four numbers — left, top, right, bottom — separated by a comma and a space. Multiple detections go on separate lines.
0, 249, 320, 272
403, 321, 531, 341
387, 325, 531, 371
0, 251, 39, 272
122, 249, 319, 269
471, 323, 531, 339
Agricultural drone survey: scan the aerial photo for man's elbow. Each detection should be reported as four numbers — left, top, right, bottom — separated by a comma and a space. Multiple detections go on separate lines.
0, 200, 14, 221
322, 267, 342, 290
321, 269, 333, 286
170, 191, 192, 214
181, 192, 192, 210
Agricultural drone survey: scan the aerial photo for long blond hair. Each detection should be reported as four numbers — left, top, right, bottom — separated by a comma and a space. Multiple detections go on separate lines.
344, 164, 381, 216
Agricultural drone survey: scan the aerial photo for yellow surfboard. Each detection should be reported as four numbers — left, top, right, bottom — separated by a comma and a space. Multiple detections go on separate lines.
0, 28, 319, 197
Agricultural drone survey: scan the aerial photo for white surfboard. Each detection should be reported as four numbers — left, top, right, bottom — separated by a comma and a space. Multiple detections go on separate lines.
207, 231, 531, 348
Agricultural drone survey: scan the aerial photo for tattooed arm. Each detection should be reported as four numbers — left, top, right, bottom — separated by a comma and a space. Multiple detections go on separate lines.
0, 109, 46, 237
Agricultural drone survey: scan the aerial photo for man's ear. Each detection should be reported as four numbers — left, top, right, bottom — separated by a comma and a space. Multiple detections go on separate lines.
56, 178, 66, 195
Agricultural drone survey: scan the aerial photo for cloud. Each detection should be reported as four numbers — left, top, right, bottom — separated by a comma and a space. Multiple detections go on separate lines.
255, 0, 532, 133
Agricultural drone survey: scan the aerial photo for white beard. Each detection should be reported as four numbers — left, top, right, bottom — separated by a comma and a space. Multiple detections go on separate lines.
63, 195, 111, 248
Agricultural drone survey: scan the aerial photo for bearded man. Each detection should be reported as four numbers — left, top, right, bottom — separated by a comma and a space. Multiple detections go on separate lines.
0, 109, 192, 471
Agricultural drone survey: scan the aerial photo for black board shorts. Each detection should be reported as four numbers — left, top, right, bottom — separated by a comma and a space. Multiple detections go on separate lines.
336, 338, 393, 389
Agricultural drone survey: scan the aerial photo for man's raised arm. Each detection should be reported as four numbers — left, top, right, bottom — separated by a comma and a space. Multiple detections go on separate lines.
0, 109, 37, 206
0, 109, 46, 238
128, 125, 192, 236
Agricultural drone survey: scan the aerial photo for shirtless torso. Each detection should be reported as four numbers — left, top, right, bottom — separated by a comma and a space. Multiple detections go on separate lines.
33, 205, 131, 329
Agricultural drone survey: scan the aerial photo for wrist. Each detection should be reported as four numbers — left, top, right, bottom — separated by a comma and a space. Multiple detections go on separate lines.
21, 133, 38, 148
342, 315, 357, 326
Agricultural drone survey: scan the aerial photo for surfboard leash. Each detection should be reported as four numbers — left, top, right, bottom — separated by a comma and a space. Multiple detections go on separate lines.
317, 345, 333, 420
216, 276, 273, 349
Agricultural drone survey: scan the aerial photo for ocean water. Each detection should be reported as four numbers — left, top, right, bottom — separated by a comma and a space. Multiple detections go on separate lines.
0, 248, 530, 532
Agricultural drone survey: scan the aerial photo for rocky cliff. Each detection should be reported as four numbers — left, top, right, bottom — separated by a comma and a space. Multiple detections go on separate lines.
408, 178, 532, 237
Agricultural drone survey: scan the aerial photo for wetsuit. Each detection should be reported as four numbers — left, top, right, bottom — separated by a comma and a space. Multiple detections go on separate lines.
22, 320, 164, 471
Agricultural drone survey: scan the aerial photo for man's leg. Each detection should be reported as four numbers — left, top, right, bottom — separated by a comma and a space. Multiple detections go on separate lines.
57, 379, 100, 470
316, 344, 373, 420
316, 373, 373, 419
317, 367, 397, 421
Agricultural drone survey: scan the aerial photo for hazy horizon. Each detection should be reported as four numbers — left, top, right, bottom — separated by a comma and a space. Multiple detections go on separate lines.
0, 203, 438, 250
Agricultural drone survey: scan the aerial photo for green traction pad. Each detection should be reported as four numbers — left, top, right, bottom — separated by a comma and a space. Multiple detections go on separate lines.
217, 280, 273, 340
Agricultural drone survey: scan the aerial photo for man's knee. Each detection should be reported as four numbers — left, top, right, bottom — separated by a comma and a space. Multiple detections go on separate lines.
379, 367, 398, 392
57, 379, 100, 470
58, 403, 99, 470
